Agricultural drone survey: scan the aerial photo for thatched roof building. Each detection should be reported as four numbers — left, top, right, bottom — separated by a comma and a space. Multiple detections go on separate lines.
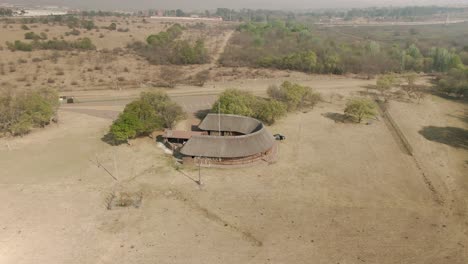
180, 114, 275, 160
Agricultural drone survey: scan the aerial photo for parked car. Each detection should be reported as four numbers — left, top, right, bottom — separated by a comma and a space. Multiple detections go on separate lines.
274, 134, 286, 141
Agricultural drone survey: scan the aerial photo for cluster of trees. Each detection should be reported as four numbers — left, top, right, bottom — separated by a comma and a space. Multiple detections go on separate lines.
6, 38, 95, 51
0, 8, 13, 16
107, 91, 185, 144
0, 88, 59, 136
129, 24, 209, 65
221, 21, 465, 76
212, 81, 321, 125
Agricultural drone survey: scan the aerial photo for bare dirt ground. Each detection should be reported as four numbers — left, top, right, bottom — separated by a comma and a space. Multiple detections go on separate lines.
1, 16, 467, 264
0, 17, 235, 92
1, 73, 467, 263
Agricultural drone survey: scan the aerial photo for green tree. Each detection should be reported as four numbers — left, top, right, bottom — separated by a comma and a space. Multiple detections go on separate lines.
107, 90, 185, 144
267, 81, 321, 111
376, 74, 399, 101
254, 99, 287, 125
344, 98, 378, 123
212, 89, 256, 117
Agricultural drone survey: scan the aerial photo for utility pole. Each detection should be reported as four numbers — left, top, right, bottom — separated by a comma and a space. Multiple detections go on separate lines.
198, 157, 202, 185
218, 101, 221, 136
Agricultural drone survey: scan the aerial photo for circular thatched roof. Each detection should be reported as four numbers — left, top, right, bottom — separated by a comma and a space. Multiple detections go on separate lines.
180, 114, 275, 158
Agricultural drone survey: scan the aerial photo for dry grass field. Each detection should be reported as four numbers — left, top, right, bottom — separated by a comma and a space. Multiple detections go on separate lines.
0, 17, 467, 264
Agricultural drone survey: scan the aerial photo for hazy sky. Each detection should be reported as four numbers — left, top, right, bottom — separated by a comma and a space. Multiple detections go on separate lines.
4, 0, 468, 11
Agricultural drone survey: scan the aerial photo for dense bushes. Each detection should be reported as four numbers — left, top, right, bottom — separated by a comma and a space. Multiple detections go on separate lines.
220, 21, 465, 75
6, 37, 95, 51
435, 68, 468, 98
107, 91, 185, 144
212, 81, 320, 125
0, 88, 59, 136
130, 24, 209, 65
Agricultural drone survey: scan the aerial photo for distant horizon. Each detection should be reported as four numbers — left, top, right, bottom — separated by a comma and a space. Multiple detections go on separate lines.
1, 0, 468, 12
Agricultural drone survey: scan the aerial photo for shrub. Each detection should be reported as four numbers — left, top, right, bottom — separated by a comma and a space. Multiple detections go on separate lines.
21, 24, 29, 30
24, 32, 41, 40
108, 22, 117, 30
81, 20, 95, 30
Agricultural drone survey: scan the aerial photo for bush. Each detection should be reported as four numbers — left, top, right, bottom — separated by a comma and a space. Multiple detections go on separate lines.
24, 32, 42, 40
81, 20, 95, 30
21, 24, 29, 30
6, 40, 33, 51
107, 91, 185, 144
344, 98, 378, 123
108, 22, 117, 31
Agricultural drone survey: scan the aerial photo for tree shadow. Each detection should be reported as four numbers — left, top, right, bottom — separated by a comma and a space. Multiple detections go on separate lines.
101, 133, 119, 146
322, 112, 354, 123
419, 126, 468, 150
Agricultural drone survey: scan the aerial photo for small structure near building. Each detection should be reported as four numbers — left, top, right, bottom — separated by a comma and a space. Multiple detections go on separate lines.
162, 114, 277, 166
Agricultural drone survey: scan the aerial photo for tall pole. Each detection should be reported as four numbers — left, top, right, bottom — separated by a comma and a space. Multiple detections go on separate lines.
198, 158, 201, 185
218, 101, 221, 136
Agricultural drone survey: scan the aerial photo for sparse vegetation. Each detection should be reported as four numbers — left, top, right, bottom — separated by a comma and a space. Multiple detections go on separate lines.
129, 24, 209, 65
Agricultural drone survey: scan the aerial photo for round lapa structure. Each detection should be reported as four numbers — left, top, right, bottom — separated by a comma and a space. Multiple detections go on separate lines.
179, 114, 277, 166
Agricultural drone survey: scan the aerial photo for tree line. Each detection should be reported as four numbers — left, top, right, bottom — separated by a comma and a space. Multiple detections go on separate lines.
220, 21, 465, 76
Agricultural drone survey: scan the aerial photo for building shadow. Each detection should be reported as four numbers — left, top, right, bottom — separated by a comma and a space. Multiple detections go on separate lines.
419, 126, 468, 150
195, 109, 210, 120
